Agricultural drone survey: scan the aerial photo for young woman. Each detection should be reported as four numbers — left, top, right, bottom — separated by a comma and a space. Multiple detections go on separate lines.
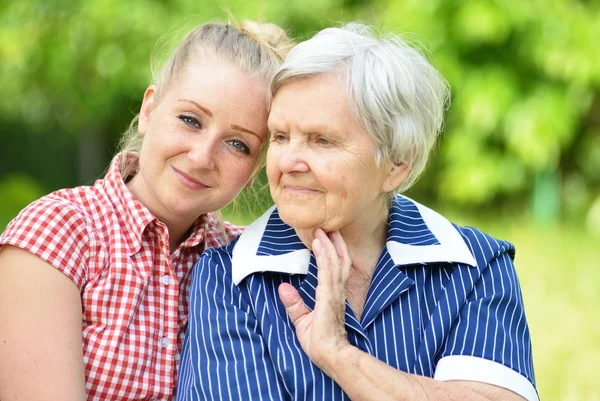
0, 20, 293, 401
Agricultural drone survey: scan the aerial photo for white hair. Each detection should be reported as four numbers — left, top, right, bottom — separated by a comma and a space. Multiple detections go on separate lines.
270, 22, 450, 194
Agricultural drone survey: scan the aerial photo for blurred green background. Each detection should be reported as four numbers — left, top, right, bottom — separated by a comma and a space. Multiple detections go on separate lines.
1, 0, 599, 399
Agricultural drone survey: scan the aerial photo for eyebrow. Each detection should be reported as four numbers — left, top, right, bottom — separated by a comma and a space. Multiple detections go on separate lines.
180, 99, 261, 140
231, 124, 260, 140
268, 117, 333, 137
179, 99, 212, 117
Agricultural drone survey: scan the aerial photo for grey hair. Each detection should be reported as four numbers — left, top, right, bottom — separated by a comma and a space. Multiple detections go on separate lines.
270, 22, 449, 194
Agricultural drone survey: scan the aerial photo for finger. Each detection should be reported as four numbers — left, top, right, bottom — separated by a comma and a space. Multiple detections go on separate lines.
329, 231, 351, 285
278, 283, 310, 326
315, 229, 340, 288
317, 229, 338, 269
320, 230, 342, 284
312, 234, 331, 289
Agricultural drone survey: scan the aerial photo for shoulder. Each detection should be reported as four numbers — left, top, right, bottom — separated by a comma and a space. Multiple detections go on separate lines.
195, 240, 237, 278
446, 224, 522, 307
0, 187, 103, 289
190, 240, 241, 300
393, 195, 515, 269
201, 213, 245, 248
1, 188, 99, 240
454, 224, 515, 267
201, 239, 237, 262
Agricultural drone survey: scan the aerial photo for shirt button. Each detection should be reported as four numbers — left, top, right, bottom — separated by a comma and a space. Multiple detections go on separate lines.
161, 275, 171, 285
158, 337, 170, 348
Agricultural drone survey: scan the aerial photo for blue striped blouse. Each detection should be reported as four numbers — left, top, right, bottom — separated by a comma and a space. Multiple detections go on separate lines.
177, 195, 538, 401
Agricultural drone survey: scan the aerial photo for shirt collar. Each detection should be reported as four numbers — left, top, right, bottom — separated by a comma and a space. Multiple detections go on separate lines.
102, 152, 208, 255
180, 213, 224, 249
231, 195, 476, 285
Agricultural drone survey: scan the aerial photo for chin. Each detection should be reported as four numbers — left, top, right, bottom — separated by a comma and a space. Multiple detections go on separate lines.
276, 208, 321, 230
163, 196, 203, 217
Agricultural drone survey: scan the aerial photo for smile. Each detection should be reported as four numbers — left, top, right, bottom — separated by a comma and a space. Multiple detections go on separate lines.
172, 166, 211, 190
283, 185, 320, 195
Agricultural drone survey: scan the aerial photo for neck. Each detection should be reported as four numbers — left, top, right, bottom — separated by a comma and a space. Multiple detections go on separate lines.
126, 175, 198, 254
148, 210, 197, 254
341, 209, 389, 279
296, 197, 390, 278
166, 219, 196, 253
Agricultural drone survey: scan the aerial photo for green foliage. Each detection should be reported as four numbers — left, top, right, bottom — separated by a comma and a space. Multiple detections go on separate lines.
0, 174, 46, 231
382, 1, 599, 219
1, 0, 599, 225
223, 169, 274, 224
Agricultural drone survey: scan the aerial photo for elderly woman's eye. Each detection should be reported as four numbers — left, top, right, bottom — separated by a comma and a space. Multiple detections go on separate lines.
318, 137, 331, 146
272, 133, 288, 142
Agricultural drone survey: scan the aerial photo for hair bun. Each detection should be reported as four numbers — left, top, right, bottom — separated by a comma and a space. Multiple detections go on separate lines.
238, 20, 295, 61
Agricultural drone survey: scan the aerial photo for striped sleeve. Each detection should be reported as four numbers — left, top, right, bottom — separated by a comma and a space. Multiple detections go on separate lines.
177, 247, 287, 401
0, 197, 91, 290
434, 244, 538, 401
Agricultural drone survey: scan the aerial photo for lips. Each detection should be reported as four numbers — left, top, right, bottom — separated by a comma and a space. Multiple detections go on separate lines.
282, 184, 320, 195
285, 185, 315, 191
172, 166, 210, 190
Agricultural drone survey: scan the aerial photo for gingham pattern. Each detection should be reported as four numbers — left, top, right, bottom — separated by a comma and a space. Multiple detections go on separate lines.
0, 153, 244, 401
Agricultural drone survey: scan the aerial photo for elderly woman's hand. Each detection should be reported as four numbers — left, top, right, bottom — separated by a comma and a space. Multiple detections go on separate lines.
278, 229, 352, 373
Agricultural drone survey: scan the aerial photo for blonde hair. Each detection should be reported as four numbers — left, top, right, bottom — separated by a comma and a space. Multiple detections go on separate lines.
118, 20, 294, 179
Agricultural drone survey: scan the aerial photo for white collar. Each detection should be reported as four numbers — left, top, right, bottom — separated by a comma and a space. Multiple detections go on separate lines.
231, 195, 477, 285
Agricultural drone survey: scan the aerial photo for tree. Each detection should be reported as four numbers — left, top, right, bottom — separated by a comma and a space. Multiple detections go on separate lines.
1, 0, 599, 230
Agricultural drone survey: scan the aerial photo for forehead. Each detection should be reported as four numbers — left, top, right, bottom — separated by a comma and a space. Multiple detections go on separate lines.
174, 58, 267, 100
270, 74, 352, 122
269, 74, 374, 142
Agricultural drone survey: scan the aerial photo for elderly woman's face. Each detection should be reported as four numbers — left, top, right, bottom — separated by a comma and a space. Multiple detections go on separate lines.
267, 73, 396, 232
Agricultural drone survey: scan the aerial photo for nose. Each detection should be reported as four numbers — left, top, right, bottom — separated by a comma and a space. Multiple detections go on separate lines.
187, 134, 218, 170
276, 140, 310, 174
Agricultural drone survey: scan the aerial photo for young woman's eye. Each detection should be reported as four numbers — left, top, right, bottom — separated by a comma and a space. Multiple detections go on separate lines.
178, 114, 202, 129
227, 139, 250, 154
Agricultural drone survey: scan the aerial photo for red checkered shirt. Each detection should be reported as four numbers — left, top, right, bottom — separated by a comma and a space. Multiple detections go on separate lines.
0, 153, 244, 400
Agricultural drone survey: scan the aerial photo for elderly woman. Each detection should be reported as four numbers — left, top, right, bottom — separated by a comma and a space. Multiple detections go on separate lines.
177, 23, 538, 401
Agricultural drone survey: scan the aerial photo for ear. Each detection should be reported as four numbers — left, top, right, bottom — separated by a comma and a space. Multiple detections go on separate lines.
380, 161, 410, 193
138, 85, 157, 137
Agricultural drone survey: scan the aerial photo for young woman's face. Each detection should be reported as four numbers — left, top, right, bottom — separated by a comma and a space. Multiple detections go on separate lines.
129, 53, 269, 223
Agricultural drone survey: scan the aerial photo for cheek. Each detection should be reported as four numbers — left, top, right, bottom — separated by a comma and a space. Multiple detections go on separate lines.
338, 174, 350, 200
322, 161, 364, 210
319, 159, 349, 196
266, 150, 281, 183
324, 160, 349, 199
144, 122, 178, 152
138, 140, 157, 172
228, 160, 256, 186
